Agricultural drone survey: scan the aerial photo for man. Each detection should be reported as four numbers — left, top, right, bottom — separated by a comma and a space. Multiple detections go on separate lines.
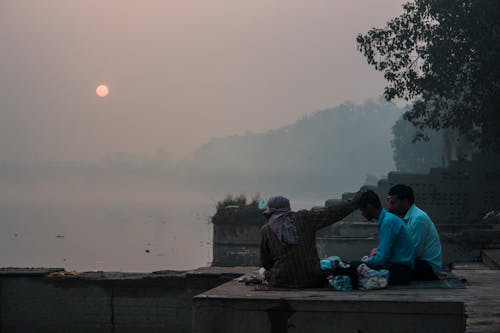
387, 184, 442, 280
260, 193, 361, 288
356, 190, 414, 286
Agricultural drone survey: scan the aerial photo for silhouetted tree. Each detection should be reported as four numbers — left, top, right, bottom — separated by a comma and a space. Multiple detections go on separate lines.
391, 116, 444, 173
357, 0, 500, 151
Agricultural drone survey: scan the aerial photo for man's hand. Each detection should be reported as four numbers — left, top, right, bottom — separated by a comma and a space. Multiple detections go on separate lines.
350, 190, 365, 206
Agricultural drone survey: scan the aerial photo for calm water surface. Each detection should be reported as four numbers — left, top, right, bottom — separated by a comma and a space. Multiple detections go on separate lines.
1, 188, 214, 272
0, 185, 323, 272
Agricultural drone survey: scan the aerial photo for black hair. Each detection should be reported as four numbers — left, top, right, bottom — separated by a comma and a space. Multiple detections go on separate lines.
388, 184, 415, 203
359, 190, 382, 209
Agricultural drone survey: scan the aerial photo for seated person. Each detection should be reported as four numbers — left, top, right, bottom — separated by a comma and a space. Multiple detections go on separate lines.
336, 190, 414, 287
387, 184, 443, 280
260, 193, 361, 288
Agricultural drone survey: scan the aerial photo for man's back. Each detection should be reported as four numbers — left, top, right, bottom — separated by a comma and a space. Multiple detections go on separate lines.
404, 205, 442, 274
260, 214, 323, 288
260, 201, 358, 288
367, 209, 414, 268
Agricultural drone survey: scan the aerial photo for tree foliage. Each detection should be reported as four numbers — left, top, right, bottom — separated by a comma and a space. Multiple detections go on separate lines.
357, 0, 500, 150
391, 116, 444, 173
215, 193, 259, 212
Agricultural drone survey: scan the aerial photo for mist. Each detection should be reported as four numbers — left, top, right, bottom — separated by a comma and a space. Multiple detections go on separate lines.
0, 0, 408, 271
1, 0, 405, 162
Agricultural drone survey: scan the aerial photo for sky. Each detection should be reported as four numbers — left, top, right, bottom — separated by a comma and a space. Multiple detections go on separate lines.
0, 0, 406, 163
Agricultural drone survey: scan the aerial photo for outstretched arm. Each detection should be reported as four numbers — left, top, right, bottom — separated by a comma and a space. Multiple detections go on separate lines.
299, 193, 361, 231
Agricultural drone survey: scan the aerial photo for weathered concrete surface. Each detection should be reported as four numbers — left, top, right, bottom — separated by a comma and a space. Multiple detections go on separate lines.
193, 280, 466, 333
211, 207, 266, 267
317, 225, 500, 267
1, 277, 112, 332
0, 267, 64, 276
363, 154, 500, 224
194, 266, 500, 333
0, 266, 254, 333
2, 264, 499, 332
481, 249, 500, 270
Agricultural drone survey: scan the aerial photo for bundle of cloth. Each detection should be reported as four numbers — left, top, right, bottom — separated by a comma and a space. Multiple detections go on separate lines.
329, 275, 353, 291
356, 263, 389, 290
320, 256, 389, 291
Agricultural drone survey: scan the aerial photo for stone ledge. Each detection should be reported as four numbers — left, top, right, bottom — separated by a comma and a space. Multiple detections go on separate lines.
0, 267, 64, 276
193, 280, 466, 333
0, 266, 249, 333
481, 249, 500, 270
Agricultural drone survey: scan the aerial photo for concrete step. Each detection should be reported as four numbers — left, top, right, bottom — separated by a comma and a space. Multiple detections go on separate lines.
481, 249, 500, 270
0, 267, 64, 276
451, 261, 489, 271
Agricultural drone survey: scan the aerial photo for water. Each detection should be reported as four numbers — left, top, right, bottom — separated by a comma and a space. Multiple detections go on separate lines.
0, 182, 324, 272
0, 186, 214, 272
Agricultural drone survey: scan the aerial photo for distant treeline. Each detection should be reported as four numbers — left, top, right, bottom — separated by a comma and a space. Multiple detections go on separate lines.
0, 98, 450, 198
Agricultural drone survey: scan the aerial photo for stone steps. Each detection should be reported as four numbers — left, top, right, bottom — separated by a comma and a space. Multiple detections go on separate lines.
481, 249, 500, 270
451, 261, 490, 271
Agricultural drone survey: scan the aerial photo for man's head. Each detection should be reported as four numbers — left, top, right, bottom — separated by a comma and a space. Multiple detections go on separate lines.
358, 190, 382, 221
263, 196, 291, 218
387, 184, 414, 216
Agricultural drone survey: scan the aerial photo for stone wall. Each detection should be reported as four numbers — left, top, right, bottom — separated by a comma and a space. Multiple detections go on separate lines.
317, 224, 500, 266
211, 206, 266, 266
211, 154, 500, 267
363, 154, 500, 224
0, 267, 250, 333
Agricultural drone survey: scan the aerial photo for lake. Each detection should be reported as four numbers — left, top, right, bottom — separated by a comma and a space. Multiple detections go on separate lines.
0, 183, 322, 272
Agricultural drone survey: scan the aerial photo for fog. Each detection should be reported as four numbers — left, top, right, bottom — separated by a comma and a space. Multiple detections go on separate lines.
1, 0, 405, 162
0, 0, 407, 271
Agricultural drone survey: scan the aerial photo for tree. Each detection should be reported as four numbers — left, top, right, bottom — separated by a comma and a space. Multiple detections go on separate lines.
391, 116, 444, 173
356, 0, 500, 151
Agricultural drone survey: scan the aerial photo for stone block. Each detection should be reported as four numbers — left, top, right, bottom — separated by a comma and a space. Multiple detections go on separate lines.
193, 280, 466, 333
1, 277, 111, 333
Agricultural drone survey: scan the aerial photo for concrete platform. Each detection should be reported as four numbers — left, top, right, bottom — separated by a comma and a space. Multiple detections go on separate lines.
193, 267, 500, 333
193, 282, 465, 333
0, 267, 64, 276
0, 266, 254, 333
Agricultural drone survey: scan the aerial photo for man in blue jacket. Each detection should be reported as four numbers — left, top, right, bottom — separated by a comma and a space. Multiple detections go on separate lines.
335, 190, 414, 287
359, 190, 414, 285
387, 184, 442, 280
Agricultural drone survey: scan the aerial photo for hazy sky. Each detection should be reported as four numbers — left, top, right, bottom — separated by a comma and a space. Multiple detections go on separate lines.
0, 0, 405, 163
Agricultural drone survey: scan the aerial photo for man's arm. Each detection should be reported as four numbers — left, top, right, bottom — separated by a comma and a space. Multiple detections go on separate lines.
367, 219, 396, 267
298, 200, 358, 231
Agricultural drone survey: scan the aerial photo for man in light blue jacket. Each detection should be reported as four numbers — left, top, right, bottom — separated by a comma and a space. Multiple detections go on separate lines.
332, 191, 414, 288
356, 190, 415, 286
387, 184, 443, 280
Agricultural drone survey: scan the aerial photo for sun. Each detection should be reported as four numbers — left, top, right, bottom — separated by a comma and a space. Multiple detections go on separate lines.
96, 84, 109, 97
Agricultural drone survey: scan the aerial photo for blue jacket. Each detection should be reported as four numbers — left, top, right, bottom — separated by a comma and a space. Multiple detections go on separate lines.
404, 205, 442, 274
367, 209, 415, 268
